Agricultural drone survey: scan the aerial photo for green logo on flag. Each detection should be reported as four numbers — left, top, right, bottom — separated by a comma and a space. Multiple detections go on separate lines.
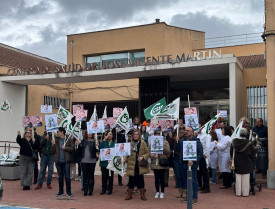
120, 113, 129, 124
144, 97, 166, 120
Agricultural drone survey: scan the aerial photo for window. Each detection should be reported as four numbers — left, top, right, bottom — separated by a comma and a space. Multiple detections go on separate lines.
247, 86, 267, 127
86, 51, 145, 68
44, 96, 69, 109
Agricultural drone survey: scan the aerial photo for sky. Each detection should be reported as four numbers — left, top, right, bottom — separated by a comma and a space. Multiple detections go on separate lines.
0, 0, 265, 64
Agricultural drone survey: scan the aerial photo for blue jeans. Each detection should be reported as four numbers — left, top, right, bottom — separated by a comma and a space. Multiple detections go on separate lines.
212, 169, 217, 183
173, 155, 182, 188
56, 162, 71, 195
38, 154, 54, 186
182, 163, 199, 200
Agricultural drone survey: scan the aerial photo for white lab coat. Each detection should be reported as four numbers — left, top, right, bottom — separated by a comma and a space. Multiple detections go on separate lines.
198, 134, 211, 167
217, 135, 231, 173
215, 128, 223, 142
209, 141, 218, 169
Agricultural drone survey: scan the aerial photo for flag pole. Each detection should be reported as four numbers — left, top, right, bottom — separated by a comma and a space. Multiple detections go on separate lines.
188, 94, 191, 108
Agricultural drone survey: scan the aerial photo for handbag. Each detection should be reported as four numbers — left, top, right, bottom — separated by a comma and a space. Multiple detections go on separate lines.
138, 158, 148, 167
28, 142, 38, 162
159, 158, 169, 167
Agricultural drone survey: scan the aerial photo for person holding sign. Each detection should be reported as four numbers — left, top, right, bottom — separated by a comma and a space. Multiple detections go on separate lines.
174, 127, 203, 205
76, 132, 98, 196
99, 131, 115, 195
52, 127, 75, 197
16, 130, 39, 190
150, 129, 170, 199
125, 130, 150, 201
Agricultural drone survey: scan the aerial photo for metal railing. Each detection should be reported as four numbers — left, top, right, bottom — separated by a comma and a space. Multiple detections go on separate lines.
0, 141, 19, 155
192, 32, 264, 49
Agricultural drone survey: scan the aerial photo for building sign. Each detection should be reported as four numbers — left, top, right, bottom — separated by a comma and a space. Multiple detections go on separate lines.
8, 49, 221, 76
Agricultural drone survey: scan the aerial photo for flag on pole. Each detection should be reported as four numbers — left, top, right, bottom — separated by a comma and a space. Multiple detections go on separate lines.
90, 105, 98, 121
231, 121, 243, 139
1, 100, 11, 111
102, 105, 107, 119
60, 115, 74, 129
107, 156, 125, 177
116, 107, 130, 131
201, 113, 221, 135
57, 105, 73, 122
153, 97, 180, 120
144, 97, 166, 120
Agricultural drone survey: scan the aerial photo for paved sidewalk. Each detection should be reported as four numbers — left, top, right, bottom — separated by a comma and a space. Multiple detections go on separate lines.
1, 174, 274, 209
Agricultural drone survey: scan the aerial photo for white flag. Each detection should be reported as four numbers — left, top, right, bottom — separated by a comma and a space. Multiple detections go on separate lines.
71, 121, 82, 140
153, 97, 180, 120
102, 106, 107, 119
107, 156, 125, 177
90, 105, 98, 121
57, 105, 73, 122
201, 113, 221, 135
231, 121, 243, 139
116, 107, 130, 131
59, 115, 74, 129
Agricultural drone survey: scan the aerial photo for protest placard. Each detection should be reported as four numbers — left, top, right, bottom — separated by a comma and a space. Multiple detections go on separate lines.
115, 143, 131, 156
184, 107, 197, 115
113, 107, 123, 118
41, 105, 52, 114
150, 136, 164, 154
31, 116, 43, 127
45, 114, 58, 132
217, 110, 227, 118
185, 114, 199, 132
87, 120, 104, 134
100, 148, 115, 161
183, 141, 197, 161
73, 104, 83, 116
76, 110, 88, 121
22, 116, 33, 127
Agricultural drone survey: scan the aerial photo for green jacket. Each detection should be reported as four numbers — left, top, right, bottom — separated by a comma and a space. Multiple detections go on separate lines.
99, 140, 115, 167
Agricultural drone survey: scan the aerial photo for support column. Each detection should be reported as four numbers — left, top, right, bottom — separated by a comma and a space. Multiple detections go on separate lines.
265, 0, 275, 189
0, 81, 26, 150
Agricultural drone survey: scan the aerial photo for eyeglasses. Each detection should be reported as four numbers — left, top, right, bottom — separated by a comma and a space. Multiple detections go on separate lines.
155, 133, 161, 135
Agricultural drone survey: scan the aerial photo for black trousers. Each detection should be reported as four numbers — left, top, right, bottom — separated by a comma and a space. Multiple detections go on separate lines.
82, 163, 96, 193
153, 169, 165, 193
101, 167, 114, 192
118, 174, 122, 184
33, 161, 38, 182
197, 158, 210, 189
78, 163, 82, 176
128, 174, 144, 189
222, 172, 232, 187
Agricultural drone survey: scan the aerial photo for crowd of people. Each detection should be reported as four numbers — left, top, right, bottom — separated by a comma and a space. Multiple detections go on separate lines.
16, 116, 268, 205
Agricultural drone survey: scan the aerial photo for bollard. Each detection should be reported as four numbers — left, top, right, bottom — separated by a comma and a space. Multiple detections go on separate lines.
187, 165, 192, 209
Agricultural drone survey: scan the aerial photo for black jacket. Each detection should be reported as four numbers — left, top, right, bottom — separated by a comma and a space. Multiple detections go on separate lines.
16, 135, 39, 157
76, 139, 98, 163
230, 138, 256, 174
40, 134, 56, 156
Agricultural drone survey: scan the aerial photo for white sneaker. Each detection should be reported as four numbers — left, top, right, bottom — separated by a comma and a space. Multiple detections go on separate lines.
159, 192, 164, 199
154, 192, 160, 198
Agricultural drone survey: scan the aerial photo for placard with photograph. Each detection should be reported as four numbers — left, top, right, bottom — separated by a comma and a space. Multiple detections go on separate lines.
183, 141, 197, 161
87, 120, 104, 134
150, 135, 164, 154
41, 105, 52, 114
100, 148, 115, 161
31, 115, 43, 127
184, 107, 197, 115
184, 114, 199, 132
76, 109, 88, 122
150, 119, 175, 132
115, 143, 131, 156
45, 114, 58, 132
22, 116, 33, 127
73, 104, 84, 116
113, 107, 123, 118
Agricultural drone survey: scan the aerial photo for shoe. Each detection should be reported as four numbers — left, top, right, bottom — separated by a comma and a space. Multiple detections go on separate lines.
100, 191, 106, 195
219, 186, 229, 189
33, 181, 37, 185
35, 185, 42, 190
181, 196, 187, 202
23, 186, 30, 190
140, 189, 147, 201
159, 192, 164, 199
192, 198, 198, 205
201, 188, 210, 193
56, 192, 64, 197
107, 190, 112, 195
67, 193, 73, 197
199, 187, 204, 190
125, 189, 133, 200
119, 182, 123, 186
154, 192, 160, 199
89, 191, 93, 196
209, 181, 216, 184
47, 184, 52, 189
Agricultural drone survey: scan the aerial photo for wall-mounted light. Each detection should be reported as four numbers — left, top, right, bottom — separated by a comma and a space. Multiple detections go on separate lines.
70, 40, 74, 46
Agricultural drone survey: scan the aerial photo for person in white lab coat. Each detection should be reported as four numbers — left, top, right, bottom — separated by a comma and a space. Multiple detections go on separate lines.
209, 131, 218, 184
197, 132, 211, 193
216, 126, 232, 189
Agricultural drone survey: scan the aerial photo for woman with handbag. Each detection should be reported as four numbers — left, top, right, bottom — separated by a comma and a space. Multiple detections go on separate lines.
230, 128, 256, 196
150, 129, 171, 199
16, 130, 39, 190
125, 130, 150, 201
